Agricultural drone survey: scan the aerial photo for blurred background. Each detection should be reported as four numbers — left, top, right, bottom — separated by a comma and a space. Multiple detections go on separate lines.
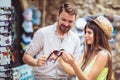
0, 0, 120, 80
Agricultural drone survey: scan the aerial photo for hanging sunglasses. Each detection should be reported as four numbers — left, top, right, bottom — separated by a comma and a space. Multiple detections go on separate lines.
0, 45, 6, 48
0, 53, 10, 65
0, 22, 9, 26
0, 45, 12, 54
47, 49, 64, 63
0, 45, 11, 53
0, 64, 10, 71
0, 7, 13, 11
0, 45, 11, 49
0, 46, 6, 52
0, 19, 14, 23
0, 70, 11, 77
0, 25, 12, 32
0, 33, 11, 37
0, 39, 11, 46
0, 13, 12, 20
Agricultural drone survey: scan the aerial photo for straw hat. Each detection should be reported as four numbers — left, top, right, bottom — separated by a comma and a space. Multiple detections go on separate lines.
93, 16, 113, 39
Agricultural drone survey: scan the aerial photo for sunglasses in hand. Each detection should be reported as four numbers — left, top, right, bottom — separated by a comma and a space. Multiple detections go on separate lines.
47, 49, 64, 63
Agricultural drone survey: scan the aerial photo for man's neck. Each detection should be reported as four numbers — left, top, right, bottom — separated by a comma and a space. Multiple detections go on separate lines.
55, 30, 67, 39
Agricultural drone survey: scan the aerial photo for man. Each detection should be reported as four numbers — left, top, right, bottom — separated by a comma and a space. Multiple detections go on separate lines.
22, 2, 82, 80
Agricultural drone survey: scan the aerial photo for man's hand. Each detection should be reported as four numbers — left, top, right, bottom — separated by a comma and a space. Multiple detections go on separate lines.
36, 55, 47, 67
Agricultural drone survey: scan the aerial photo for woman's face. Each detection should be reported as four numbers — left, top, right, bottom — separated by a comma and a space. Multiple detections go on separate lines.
85, 27, 94, 44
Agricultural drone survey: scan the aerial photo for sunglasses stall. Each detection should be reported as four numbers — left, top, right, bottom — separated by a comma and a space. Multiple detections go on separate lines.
0, 4, 15, 80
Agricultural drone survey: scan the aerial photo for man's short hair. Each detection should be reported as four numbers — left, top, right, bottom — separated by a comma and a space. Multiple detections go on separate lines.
59, 2, 77, 17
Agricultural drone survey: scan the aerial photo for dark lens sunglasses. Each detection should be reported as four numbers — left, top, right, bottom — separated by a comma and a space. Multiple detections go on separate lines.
47, 49, 64, 63
0, 7, 13, 11
0, 25, 12, 32
0, 33, 11, 37
0, 13, 12, 19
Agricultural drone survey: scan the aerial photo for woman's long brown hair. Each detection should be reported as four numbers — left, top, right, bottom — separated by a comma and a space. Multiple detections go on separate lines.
83, 20, 112, 80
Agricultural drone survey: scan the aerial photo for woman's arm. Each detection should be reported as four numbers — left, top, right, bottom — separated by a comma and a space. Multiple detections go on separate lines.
70, 60, 88, 80
58, 52, 83, 76
87, 51, 108, 79
61, 51, 108, 80
61, 53, 88, 80
58, 57, 75, 76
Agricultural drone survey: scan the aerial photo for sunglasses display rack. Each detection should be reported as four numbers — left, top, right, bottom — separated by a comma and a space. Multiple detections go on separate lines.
0, 6, 15, 80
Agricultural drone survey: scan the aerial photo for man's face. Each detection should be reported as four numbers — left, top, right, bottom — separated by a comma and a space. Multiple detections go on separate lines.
57, 10, 76, 33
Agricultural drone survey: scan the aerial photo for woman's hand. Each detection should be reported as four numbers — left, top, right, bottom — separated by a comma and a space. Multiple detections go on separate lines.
61, 52, 75, 65
57, 53, 76, 76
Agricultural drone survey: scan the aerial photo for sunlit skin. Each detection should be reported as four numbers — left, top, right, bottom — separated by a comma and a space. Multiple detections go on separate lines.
57, 9, 76, 35
85, 27, 94, 45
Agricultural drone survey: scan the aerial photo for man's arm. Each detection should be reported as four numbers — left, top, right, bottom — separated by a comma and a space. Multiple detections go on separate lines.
22, 53, 38, 66
22, 53, 47, 67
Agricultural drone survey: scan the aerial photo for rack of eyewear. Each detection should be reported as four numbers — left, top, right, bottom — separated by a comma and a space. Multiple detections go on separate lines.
0, 6, 15, 80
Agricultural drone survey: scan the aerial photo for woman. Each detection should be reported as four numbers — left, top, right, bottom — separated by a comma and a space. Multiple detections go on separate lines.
58, 16, 113, 80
